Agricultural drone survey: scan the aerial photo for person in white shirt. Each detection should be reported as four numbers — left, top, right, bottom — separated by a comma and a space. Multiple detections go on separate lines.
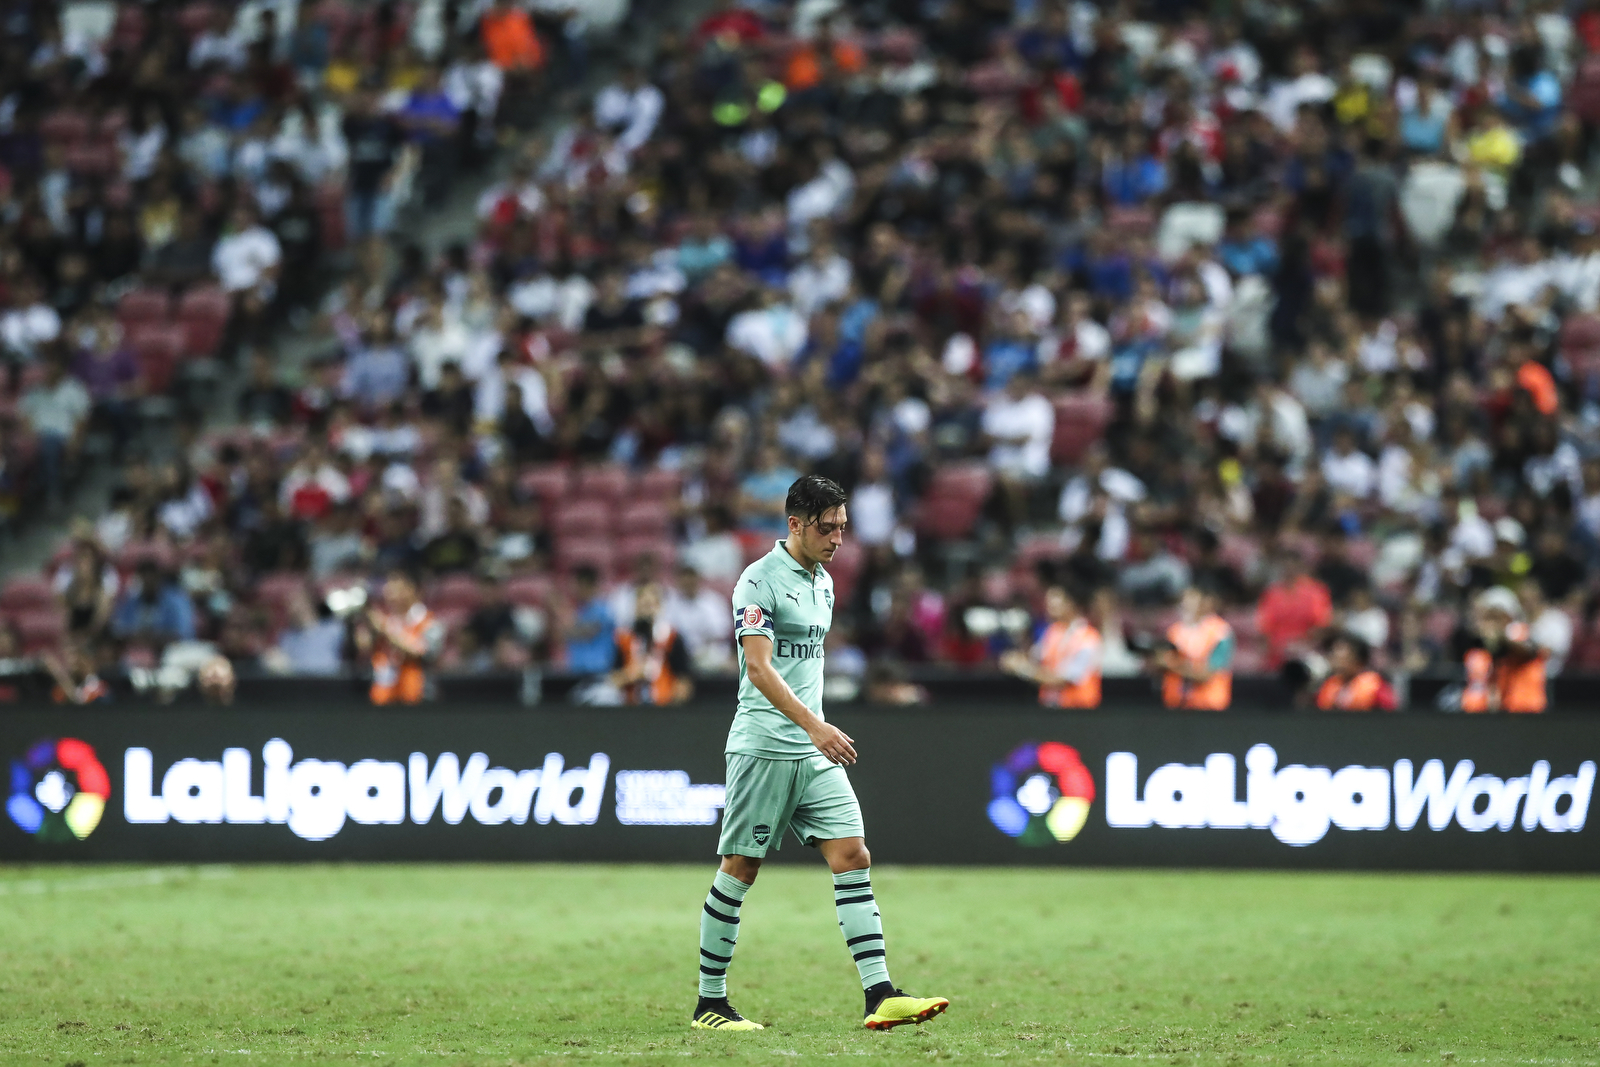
662, 563, 734, 673
592, 65, 664, 154
785, 142, 854, 251
787, 240, 852, 317
849, 448, 897, 549
0, 278, 61, 361
212, 205, 282, 295
982, 373, 1056, 529
409, 300, 474, 390
1520, 580, 1573, 676
725, 287, 808, 370
1320, 427, 1376, 500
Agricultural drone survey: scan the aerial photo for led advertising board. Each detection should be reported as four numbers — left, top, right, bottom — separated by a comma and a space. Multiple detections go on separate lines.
2, 708, 1593, 869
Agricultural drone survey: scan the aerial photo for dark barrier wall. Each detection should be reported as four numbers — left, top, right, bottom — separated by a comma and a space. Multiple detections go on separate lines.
4, 706, 1595, 870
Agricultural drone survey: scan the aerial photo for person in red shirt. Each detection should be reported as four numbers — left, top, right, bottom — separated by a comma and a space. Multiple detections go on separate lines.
1255, 548, 1332, 667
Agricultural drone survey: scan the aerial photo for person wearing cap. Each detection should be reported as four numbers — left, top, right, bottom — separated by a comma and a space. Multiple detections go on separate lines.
1462, 586, 1548, 713
1315, 633, 1396, 711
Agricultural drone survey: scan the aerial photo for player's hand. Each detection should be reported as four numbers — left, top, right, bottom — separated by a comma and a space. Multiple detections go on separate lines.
809, 722, 857, 765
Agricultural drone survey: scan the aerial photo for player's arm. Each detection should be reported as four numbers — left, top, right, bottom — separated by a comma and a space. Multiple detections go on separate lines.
740, 633, 856, 765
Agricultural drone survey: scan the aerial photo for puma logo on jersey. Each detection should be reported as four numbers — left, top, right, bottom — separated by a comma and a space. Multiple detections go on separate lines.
784, 591, 800, 603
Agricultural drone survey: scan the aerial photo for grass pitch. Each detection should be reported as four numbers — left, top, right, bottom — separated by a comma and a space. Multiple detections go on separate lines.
0, 864, 1595, 1066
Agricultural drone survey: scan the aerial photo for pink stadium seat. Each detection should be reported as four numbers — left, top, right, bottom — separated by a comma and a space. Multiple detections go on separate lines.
616, 535, 675, 570
506, 573, 555, 608
177, 285, 231, 357
518, 464, 571, 501
14, 609, 66, 653
914, 463, 992, 541
0, 576, 55, 612
556, 539, 616, 579
118, 288, 173, 329
129, 324, 188, 394
427, 574, 482, 612
634, 468, 683, 501
616, 500, 671, 536
39, 109, 91, 145
553, 499, 613, 540
1051, 393, 1114, 465
575, 464, 631, 502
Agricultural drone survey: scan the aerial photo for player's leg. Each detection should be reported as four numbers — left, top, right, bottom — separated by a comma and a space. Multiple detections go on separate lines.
795, 765, 948, 1030
692, 755, 801, 1031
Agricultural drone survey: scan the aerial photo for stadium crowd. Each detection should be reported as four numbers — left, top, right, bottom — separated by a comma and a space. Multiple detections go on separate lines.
5, 0, 1600, 710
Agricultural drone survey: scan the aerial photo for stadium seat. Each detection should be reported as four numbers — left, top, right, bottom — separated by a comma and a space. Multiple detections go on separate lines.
118, 287, 173, 330
616, 535, 675, 569
556, 540, 616, 579
427, 574, 482, 613
506, 573, 555, 608
315, 182, 346, 252
517, 464, 570, 501
63, 142, 117, 177
14, 608, 66, 653
913, 463, 992, 541
1051, 393, 1114, 465
553, 499, 613, 540
115, 541, 176, 573
0, 576, 55, 612
827, 541, 863, 603
634, 468, 683, 501
616, 500, 671, 536
255, 572, 309, 612
129, 324, 188, 394
176, 285, 231, 358
39, 108, 91, 144
575, 464, 631, 502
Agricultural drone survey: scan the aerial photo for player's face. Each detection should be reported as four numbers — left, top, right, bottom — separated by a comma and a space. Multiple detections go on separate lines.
797, 505, 846, 565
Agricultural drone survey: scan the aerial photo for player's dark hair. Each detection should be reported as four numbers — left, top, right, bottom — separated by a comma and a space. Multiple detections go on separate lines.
785, 474, 847, 524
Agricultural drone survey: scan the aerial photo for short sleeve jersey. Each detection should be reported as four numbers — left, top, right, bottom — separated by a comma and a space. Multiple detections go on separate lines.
729, 540, 834, 759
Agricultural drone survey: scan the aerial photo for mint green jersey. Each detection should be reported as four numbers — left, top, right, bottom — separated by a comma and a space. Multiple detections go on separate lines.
728, 540, 835, 759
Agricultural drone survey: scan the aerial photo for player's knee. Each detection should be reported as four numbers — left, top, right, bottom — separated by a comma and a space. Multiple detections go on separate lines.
721, 855, 761, 885
829, 843, 870, 873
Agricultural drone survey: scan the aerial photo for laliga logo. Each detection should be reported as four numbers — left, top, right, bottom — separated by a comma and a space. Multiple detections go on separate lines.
989, 742, 1096, 846
8, 738, 109, 841
1107, 745, 1595, 846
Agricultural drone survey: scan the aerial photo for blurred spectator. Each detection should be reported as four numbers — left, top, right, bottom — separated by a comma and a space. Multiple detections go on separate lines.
1256, 550, 1333, 667
265, 588, 346, 676
1462, 586, 1548, 713
356, 570, 444, 705
566, 565, 616, 675
19, 356, 89, 509
111, 562, 198, 648
1314, 634, 1396, 711
1001, 585, 1102, 708
663, 563, 733, 674
610, 582, 693, 704
1158, 587, 1234, 710
1518, 580, 1573, 678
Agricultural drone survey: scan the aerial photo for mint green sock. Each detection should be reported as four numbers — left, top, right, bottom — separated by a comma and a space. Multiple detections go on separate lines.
698, 871, 749, 998
833, 868, 891, 990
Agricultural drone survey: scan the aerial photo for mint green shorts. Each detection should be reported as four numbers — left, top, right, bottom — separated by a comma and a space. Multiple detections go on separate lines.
717, 752, 865, 858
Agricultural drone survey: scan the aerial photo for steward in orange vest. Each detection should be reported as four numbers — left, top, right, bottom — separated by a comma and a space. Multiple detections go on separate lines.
1462, 587, 1548, 713
1001, 586, 1102, 708
1316, 633, 1397, 711
610, 583, 693, 705
1158, 587, 1234, 710
360, 571, 445, 705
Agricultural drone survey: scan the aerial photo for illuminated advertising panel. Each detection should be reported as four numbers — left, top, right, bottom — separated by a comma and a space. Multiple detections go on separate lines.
0, 708, 1593, 869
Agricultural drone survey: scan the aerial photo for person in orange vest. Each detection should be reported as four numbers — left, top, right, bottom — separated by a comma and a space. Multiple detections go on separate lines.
1157, 586, 1234, 710
610, 583, 694, 705
1462, 586, 1548, 713
358, 570, 445, 705
1315, 633, 1397, 711
1000, 585, 1103, 708
480, 0, 545, 72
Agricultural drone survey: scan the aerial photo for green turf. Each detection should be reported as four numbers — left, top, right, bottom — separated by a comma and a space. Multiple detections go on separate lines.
0, 864, 1595, 1066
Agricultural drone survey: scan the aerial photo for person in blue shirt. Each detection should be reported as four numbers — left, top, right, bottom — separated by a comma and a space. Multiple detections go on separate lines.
1101, 129, 1167, 206
1500, 44, 1561, 142
566, 565, 617, 675
738, 445, 801, 536
111, 562, 197, 647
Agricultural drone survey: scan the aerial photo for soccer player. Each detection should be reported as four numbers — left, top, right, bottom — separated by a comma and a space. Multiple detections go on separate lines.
692, 474, 949, 1033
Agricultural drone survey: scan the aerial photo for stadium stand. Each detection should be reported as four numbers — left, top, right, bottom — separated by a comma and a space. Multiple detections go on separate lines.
4, 0, 1600, 709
